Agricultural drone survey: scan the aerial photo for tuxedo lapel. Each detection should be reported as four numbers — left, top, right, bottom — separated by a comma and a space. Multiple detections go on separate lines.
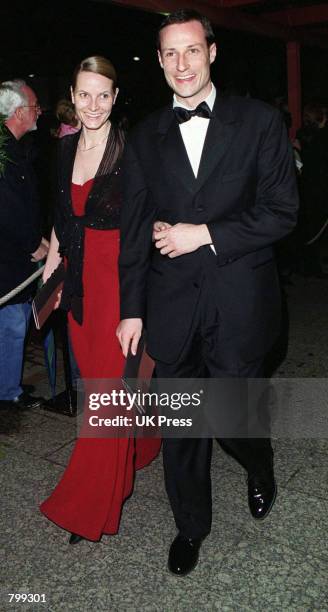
156, 97, 242, 195
157, 108, 197, 195
196, 96, 242, 191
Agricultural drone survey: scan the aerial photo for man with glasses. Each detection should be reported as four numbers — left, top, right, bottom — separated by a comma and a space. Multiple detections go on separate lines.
0, 80, 48, 410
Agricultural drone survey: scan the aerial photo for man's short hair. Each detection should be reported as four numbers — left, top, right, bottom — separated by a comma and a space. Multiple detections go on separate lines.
157, 9, 215, 50
0, 80, 28, 119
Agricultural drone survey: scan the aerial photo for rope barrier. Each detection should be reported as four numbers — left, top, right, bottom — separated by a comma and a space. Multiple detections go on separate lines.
0, 264, 45, 306
306, 218, 328, 246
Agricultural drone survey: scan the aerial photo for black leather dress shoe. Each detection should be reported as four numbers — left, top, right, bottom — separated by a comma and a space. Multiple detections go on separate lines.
12, 392, 44, 410
248, 472, 277, 520
0, 392, 44, 411
69, 533, 85, 545
168, 534, 202, 576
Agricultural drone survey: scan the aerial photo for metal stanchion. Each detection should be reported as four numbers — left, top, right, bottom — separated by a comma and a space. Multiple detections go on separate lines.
43, 312, 78, 417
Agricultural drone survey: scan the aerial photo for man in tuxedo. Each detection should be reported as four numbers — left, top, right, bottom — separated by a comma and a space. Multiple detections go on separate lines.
117, 10, 298, 575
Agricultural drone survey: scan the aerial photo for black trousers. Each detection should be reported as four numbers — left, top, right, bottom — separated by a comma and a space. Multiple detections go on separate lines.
155, 280, 273, 539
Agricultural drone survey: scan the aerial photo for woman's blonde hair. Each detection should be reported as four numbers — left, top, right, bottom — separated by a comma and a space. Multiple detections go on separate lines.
56, 98, 78, 127
72, 56, 117, 90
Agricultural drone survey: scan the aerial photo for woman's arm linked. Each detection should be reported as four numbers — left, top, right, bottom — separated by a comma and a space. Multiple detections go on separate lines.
42, 227, 63, 308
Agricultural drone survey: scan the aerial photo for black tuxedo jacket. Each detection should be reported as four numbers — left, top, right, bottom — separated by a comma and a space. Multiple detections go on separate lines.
119, 95, 299, 364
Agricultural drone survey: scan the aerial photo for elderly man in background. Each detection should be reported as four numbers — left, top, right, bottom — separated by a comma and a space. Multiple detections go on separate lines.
0, 79, 48, 410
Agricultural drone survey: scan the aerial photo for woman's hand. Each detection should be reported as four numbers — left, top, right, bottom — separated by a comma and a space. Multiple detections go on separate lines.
53, 289, 62, 310
31, 237, 49, 262
152, 221, 172, 242
42, 229, 62, 282
42, 228, 63, 309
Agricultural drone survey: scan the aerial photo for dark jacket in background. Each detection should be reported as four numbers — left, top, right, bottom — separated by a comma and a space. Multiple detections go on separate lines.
0, 128, 42, 305
299, 125, 328, 241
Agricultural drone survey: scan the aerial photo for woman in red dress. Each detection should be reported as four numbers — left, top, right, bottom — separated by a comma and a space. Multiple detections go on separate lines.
40, 56, 160, 544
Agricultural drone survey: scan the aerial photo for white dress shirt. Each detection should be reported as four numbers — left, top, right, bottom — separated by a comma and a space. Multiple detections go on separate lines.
173, 83, 216, 177
173, 83, 217, 253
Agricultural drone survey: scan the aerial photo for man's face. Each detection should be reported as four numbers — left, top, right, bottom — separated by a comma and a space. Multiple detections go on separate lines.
20, 85, 41, 133
158, 20, 216, 108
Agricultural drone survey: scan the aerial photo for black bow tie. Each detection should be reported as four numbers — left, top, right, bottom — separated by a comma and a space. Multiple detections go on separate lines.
174, 101, 213, 124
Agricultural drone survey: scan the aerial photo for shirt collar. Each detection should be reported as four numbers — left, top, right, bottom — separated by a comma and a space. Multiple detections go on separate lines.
173, 83, 216, 111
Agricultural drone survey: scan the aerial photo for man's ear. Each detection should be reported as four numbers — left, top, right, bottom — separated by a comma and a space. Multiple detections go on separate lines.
14, 107, 24, 122
157, 50, 164, 69
209, 43, 217, 65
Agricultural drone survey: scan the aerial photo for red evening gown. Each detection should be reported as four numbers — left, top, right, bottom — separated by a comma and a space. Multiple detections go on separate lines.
40, 179, 160, 540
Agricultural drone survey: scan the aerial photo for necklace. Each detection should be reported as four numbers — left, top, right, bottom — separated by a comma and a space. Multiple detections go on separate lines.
78, 125, 110, 152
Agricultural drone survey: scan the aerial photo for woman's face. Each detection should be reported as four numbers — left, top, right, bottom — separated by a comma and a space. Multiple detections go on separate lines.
71, 71, 118, 130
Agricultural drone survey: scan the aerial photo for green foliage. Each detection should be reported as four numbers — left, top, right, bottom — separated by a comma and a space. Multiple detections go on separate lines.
0, 113, 9, 177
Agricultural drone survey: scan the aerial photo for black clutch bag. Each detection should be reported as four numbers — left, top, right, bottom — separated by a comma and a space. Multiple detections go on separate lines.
32, 262, 65, 329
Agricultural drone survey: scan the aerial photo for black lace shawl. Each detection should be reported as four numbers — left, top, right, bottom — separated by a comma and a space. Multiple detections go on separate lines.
54, 123, 125, 324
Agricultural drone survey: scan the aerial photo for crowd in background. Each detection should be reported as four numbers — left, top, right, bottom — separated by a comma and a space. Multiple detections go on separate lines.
274, 101, 328, 280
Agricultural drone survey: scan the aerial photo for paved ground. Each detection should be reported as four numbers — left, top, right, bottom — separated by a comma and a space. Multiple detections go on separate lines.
1, 274, 327, 612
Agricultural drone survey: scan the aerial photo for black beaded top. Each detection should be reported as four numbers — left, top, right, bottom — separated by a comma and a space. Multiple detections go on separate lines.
54, 124, 125, 324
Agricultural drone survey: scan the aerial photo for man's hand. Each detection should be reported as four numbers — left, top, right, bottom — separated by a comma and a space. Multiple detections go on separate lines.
116, 318, 143, 358
31, 237, 49, 262
154, 223, 212, 258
